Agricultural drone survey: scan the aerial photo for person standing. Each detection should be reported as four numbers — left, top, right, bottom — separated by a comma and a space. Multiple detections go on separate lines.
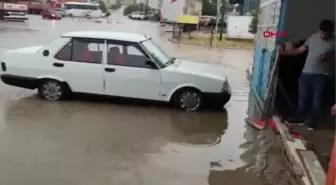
278, 19, 335, 130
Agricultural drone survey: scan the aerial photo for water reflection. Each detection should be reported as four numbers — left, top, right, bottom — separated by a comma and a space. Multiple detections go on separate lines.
3, 95, 228, 148
169, 110, 228, 146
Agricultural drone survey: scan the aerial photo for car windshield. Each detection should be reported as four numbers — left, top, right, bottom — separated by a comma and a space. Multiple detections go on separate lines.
141, 39, 172, 67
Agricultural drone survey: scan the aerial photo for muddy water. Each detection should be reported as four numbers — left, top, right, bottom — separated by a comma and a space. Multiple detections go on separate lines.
0, 15, 291, 185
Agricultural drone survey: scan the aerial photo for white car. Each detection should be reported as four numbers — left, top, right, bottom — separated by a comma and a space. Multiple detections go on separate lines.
129, 12, 146, 20
84, 10, 106, 19
1, 31, 231, 111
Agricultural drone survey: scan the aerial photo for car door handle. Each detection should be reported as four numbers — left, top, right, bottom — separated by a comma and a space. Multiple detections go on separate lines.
53, 62, 64, 67
105, 68, 115, 72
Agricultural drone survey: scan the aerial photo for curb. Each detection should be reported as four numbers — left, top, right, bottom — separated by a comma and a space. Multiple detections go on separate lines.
271, 116, 326, 185
167, 38, 253, 51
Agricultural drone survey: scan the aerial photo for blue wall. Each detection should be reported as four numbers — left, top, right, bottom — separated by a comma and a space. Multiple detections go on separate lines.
251, 45, 274, 101
251, 0, 287, 105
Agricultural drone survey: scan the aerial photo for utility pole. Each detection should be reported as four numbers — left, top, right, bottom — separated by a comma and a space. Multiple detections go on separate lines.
214, 0, 221, 34
219, 0, 225, 40
239, 0, 245, 15
144, 0, 148, 16
239, 4, 244, 15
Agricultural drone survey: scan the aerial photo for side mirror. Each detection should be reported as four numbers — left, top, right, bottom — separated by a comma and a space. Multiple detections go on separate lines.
146, 60, 158, 69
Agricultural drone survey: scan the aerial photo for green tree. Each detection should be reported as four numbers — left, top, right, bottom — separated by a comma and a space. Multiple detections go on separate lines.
111, 0, 122, 10
98, 0, 108, 13
249, 8, 259, 34
202, 0, 217, 16
202, 0, 232, 16
123, 3, 151, 16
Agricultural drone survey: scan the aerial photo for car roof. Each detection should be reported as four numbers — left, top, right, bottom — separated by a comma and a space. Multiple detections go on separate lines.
61, 31, 150, 42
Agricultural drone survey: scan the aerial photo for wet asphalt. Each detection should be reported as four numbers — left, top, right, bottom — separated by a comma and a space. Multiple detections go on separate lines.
0, 11, 292, 185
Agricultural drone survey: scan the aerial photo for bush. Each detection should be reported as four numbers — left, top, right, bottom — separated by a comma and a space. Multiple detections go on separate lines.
123, 3, 151, 16
249, 8, 259, 34
98, 0, 108, 13
111, 0, 121, 10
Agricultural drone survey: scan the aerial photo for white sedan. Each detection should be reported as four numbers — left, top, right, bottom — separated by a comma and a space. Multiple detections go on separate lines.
1, 31, 231, 111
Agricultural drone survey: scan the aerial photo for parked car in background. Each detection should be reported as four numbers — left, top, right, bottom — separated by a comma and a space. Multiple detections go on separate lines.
1, 31, 231, 111
41, 9, 61, 19
84, 9, 105, 19
128, 11, 146, 20
52, 8, 67, 17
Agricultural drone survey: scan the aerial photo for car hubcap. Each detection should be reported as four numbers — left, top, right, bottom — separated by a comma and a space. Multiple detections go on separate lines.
180, 92, 200, 111
42, 81, 62, 100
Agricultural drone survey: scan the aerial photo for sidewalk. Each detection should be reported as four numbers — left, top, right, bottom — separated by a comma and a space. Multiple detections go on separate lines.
247, 92, 328, 185
272, 117, 327, 185
295, 113, 335, 172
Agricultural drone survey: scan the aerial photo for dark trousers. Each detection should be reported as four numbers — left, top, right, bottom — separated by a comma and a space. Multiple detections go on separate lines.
297, 73, 329, 123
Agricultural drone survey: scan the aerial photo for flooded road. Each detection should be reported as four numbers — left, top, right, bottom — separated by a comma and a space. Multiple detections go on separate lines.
0, 13, 290, 185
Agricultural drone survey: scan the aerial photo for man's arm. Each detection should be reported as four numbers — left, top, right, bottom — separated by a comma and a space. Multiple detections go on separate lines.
331, 104, 336, 115
279, 36, 312, 56
319, 46, 335, 62
279, 45, 308, 56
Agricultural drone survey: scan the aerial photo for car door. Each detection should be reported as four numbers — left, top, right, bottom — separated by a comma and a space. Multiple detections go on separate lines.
104, 40, 162, 101
53, 37, 105, 95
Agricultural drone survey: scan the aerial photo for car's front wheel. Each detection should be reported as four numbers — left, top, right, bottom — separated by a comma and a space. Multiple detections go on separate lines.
173, 88, 202, 111
38, 79, 69, 101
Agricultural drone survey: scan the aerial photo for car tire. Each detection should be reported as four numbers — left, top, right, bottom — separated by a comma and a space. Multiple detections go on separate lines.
68, 14, 73, 17
38, 79, 70, 101
85, 15, 91, 19
172, 87, 202, 111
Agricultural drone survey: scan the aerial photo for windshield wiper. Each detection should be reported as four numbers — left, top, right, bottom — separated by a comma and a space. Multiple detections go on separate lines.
164, 57, 176, 67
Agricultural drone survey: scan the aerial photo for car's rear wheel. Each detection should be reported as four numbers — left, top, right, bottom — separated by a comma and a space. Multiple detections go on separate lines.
173, 88, 202, 111
38, 79, 69, 101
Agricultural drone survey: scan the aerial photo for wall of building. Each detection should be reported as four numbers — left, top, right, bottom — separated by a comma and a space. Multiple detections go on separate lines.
283, 0, 335, 41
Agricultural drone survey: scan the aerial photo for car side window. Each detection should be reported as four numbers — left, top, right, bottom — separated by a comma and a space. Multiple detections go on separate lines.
54, 38, 104, 64
54, 41, 72, 61
72, 38, 104, 64
106, 40, 153, 68
107, 43, 124, 65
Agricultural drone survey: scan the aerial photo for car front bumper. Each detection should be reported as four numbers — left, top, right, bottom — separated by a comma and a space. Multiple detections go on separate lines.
202, 91, 231, 107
